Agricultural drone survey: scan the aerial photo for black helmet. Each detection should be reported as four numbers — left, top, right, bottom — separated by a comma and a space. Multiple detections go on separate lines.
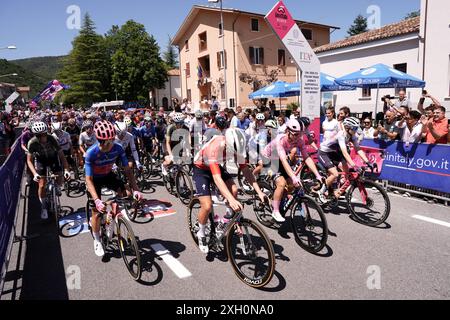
215, 116, 227, 129
299, 117, 311, 128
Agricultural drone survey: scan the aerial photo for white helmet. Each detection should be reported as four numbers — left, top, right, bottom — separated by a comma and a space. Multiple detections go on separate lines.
114, 122, 128, 135
225, 128, 247, 160
173, 113, 185, 124
31, 121, 48, 134
256, 113, 265, 121
124, 117, 133, 127
51, 122, 63, 133
342, 117, 361, 130
286, 119, 304, 133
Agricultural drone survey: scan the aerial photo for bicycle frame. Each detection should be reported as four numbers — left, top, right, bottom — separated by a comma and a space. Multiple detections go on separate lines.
335, 170, 368, 205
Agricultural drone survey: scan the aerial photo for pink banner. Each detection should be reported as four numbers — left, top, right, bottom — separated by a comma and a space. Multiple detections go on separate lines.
265, 1, 296, 40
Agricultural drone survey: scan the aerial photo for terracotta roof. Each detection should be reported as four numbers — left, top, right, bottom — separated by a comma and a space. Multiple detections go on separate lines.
167, 69, 180, 76
315, 16, 420, 54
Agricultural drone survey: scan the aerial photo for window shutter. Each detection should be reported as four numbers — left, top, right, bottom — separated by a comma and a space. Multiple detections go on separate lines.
217, 52, 221, 69
224, 50, 227, 69
260, 48, 264, 65
249, 47, 254, 64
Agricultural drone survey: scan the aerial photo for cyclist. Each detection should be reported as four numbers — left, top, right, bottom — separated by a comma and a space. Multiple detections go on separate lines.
189, 110, 207, 154
27, 122, 71, 219
114, 122, 143, 172
138, 116, 157, 163
65, 118, 82, 167
79, 120, 97, 158
51, 122, 76, 179
154, 117, 167, 161
85, 120, 143, 257
162, 113, 189, 176
193, 127, 267, 254
317, 117, 372, 203
262, 119, 324, 223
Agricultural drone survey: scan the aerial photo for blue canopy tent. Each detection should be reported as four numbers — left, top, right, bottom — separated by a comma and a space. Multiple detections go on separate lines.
248, 80, 297, 111
334, 63, 426, 115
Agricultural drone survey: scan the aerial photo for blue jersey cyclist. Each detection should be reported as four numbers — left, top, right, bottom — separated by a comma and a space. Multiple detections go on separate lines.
85, 120, 143, 257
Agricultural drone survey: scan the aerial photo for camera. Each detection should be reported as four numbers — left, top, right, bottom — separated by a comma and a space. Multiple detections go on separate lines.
381, 95, 395, 102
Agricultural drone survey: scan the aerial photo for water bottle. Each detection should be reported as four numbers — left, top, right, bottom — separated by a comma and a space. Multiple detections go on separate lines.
105, 213, 113, 239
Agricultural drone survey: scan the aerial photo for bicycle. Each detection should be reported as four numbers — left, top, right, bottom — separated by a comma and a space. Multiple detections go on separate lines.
328, 166, 389, 227
254, 178, 328, 254
187, 194, 275, 288
86, 192, 142, 280
43, 167, 63, 232
163, 163, 194, 205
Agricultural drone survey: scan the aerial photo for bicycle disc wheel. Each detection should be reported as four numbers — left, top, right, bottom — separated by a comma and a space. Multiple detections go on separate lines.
117, 217, 142, 280
346, 180, 390, 227
290, 195, 328, 253
252, 181, 277, 228
225, 218, 275, 288
176, 170, 194, 205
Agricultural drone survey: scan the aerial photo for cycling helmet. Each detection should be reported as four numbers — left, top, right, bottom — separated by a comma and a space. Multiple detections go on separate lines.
124, 117, 133, 127
173, 113, 185, 124
286, 118, 304, 133
114, 122, 128, 136
31, 121, 48, 134
82, 120, 93, 129
144, 116, 152, 123
51, 122, 63, 133
195, 110, 203, 119
94, 121, 116, 140
265, 119, 278, 129
215, 116, 228, 129
299, 117, 311, 128
256, 113, 265, 121
342, 117, 361, 131
225, 128, 247, 160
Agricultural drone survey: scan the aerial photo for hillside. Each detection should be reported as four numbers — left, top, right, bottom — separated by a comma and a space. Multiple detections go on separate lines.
0, 59, 48, 97
10, 56, 65, 83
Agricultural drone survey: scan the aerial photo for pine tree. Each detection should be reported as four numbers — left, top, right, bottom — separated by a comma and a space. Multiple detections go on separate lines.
110, 20, 168, 102
347, 14, 368, 37
58, 13, 110, 106
163, 35, 179, 70
404, 10, 420, 20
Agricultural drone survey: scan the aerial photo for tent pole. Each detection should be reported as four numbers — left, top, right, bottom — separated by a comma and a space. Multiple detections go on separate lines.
374, 83, 380, 118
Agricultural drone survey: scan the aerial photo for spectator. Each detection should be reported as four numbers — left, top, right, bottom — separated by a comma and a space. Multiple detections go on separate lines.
0, 112, 9, 159
322, 106, 339, 140
211, 96, 219, 112
235, 112, 251, 131
421, 106, 449, 144
418, 92, 440, 115
373, 110, 400, 140
290, 105, 300, 120
396, 110, 423, 146
394, 90, 411, 110
362, 117, 375, 139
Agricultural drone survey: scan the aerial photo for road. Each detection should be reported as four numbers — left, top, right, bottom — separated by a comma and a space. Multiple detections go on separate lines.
2, 169, 450, 300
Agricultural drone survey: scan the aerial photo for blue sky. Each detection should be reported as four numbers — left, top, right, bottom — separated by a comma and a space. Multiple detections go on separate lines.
0, 0, 419, 61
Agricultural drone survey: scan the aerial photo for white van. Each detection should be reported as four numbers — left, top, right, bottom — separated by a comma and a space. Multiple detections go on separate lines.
90, 101, 125, 113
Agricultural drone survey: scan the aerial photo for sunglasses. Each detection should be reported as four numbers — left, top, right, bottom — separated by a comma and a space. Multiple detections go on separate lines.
98, 139, 114, 146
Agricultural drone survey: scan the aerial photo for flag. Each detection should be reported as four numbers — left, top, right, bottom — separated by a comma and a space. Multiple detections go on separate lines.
31, 80, 70, 105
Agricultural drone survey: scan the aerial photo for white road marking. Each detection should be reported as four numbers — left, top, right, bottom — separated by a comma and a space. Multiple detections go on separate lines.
412, 215, 450, 228
151, 243, 192, 279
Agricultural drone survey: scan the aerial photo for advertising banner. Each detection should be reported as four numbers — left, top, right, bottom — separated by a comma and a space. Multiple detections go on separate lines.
265, 1, 321, 120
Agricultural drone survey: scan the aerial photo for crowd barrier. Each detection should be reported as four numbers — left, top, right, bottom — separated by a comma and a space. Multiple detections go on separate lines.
350, 139, 450, 203
0, 139, 25, 292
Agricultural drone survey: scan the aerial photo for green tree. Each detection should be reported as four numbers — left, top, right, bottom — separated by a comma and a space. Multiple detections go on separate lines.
58, 13, 110, 106
110, 20, 167, 102
404, 10, 420, 20
347, 14, 368, 37
163, 35, 179, 70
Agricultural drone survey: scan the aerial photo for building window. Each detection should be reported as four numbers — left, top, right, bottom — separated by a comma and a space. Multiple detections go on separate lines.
219, 23, 223, 36
217, 51, 227, 69
186, 63, 190, 77
185, 39, 189, 51
362, 87, 371, 98
301, 28, 313, 41
393, 63, 407, 94
278, 49, 285, 66
251, 18, 259, 32
199, 32, 207, 51
249, 47, 264, 65
221, 83, 225, 100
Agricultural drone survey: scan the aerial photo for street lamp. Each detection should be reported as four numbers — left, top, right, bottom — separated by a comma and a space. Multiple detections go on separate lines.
0, 73, 18, 78
0, 45, 17, 50
208, 0, 227, 109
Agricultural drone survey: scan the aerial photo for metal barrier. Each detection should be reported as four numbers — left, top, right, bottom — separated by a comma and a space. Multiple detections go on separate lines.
382, 180, 450, 206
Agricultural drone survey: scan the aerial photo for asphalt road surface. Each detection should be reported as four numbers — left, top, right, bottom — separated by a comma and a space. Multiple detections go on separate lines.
2, 170, 450, 300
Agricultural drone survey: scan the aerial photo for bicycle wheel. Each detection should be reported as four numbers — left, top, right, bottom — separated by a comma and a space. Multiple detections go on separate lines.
290, 195, 328, 253
176, 170, 194, 205
134, 167, 146, 191
117, 216, 142, 280
187, 198, 216, 250
252, 181, 277, 228
226, 218, 275, 288
346, 180, 390, 227
237, 168, 255, 195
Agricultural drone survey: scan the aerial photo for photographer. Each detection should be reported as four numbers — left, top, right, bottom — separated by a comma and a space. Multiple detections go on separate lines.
373, 110, 400, 141
396, 110, 423, 146
418, 90, 441, 115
